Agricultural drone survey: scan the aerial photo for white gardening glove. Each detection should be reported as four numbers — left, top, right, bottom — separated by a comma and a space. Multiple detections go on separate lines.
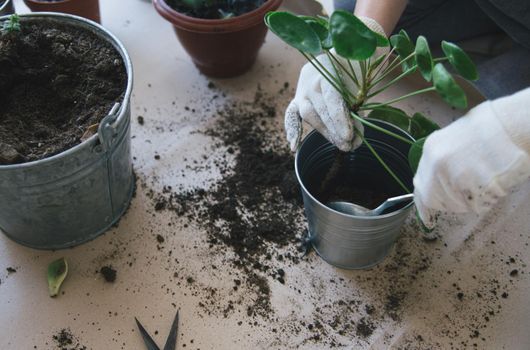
414, 87, 530, 228
285, 17, 387, 152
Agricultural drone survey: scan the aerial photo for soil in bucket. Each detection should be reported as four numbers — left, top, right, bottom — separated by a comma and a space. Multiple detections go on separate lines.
0, 19, 126, 165
164, 0, 266, 19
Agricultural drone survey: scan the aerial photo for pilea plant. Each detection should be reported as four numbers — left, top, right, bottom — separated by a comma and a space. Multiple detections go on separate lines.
170, 0, 266, 19
265, 10, 478, 194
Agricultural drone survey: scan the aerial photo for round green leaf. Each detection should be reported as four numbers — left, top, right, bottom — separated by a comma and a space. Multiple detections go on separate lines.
367, 106, 410, 131
390, 31, 416, 71
266, 12, 322, 55
374, 32, 390, 48
409, 112, 440, 139
442, 41, 478, 81
330, 10, 377, 60
408, 137, 426, 174
415, 36, 433, 81
301, 16, 332, 50
432, 63, 467, 109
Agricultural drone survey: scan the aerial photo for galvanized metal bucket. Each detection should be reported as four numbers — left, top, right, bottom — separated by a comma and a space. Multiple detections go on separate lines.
295, 120, 414, 269
0, 13, 134, 250
0, 0, 15, 16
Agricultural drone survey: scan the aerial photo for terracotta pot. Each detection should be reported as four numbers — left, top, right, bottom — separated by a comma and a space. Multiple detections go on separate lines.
153, 0, 283, 78
23, 0, 101, 23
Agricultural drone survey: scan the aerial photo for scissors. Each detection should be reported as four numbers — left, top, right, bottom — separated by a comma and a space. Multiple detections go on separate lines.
135, 311, 179, 350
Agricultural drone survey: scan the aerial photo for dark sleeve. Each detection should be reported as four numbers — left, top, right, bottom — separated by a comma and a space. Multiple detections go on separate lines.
474, 0, 530, 49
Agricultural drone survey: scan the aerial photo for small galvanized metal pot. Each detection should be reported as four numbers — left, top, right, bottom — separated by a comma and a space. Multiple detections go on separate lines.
0, 0, 15, 16
0, 13, 134, 250
295, 120, 414, 269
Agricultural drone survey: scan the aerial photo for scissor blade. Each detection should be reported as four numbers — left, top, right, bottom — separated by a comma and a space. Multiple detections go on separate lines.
163, 311, 179, 350
135, 317, 161, 350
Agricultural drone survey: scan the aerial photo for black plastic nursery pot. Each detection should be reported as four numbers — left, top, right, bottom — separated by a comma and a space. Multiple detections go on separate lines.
295, 120, 415, 269
0, 13, 134, 250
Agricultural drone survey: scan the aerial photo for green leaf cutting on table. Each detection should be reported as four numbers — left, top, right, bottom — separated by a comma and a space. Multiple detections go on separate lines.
442, 41, 479, 81
432, 63, 467, 109
48, 257, 68, 298
265, 12, 322, 55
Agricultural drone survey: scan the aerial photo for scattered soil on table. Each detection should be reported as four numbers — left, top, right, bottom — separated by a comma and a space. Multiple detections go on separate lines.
356, 317, 376, 338
0, 18, 126, 165
52, 329, 87, 350
6, 267, 16, 273
165, 0, 266, 19
134, 83, 523, 348
149, 87, 305, 317
100, 265, 117, 283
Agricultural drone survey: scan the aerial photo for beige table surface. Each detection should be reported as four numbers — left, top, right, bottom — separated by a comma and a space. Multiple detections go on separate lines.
1, 1, 530, 349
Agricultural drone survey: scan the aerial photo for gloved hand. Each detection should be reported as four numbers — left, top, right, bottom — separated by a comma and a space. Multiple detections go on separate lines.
285, 17, 387, 152
414, 88, 530, 228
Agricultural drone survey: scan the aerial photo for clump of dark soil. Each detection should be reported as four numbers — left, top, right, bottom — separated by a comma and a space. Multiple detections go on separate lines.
356, 317, 375, 338
0, 18, 127, 165
165, 0, 266, 19
152, 88, 304, 317
52, 329, 87, 350
100, 265, 117, 283
6, 267, 16, 273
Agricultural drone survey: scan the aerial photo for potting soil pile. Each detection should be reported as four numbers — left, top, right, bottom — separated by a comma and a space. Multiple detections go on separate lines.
0, 19, 126, 165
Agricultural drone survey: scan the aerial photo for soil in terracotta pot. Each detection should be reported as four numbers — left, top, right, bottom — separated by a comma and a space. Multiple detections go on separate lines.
0, 19, 126, 165
165, 0, 266, 19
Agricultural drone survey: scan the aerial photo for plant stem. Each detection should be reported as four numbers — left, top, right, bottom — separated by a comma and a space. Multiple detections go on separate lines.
350, 112, 414, 145
325, 51, 358, 103
300, 51, 342, 96
361, 86, 436, 109
371, 52, 416, 87
370, 48, 395, 81
301, 52, 359, 107
359, 59, 367, 82
366, 67, 415, 98
434, 57, 448, 63
327, 51, 360, 88
357, 130, 412, 194
326, 51, 347, 88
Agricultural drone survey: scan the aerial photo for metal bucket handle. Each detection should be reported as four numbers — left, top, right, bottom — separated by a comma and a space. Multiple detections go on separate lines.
98, 102, 121, 151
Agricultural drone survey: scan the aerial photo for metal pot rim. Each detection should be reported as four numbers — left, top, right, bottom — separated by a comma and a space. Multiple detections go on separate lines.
0, 0, 12, 12
0, 12, 133, 170
295, 120, 415, 220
